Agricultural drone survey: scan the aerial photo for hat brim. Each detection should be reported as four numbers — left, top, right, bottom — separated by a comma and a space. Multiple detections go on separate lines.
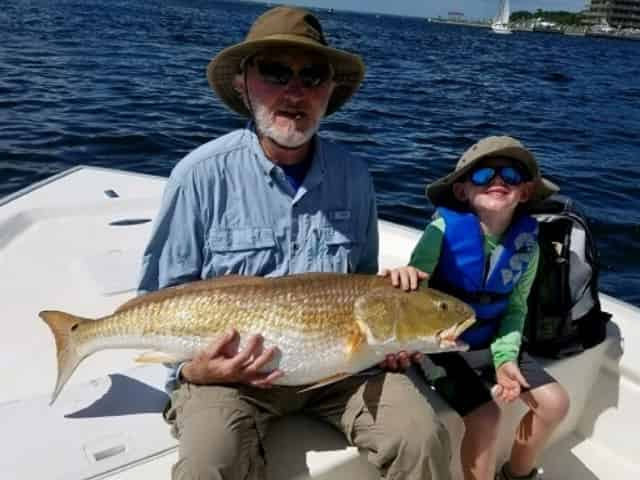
207, 36, 365, 117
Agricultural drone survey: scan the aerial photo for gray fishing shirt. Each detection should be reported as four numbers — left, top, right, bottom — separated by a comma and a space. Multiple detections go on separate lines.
137, 126, 379, 390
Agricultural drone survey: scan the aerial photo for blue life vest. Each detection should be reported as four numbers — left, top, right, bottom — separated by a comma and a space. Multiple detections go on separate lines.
430, 207, 538, 349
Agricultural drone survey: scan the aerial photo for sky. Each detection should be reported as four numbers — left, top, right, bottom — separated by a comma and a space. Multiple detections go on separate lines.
284, 1, 589, 20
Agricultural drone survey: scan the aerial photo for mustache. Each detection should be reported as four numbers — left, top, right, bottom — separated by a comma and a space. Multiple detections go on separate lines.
277, 101, 309, 112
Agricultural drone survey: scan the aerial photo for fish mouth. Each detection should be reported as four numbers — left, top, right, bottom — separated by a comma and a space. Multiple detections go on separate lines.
436, 315, 476, 348
455, 315, 476, 336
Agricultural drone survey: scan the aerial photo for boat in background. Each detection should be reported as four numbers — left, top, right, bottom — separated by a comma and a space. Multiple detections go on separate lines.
1, 166, 639, 479
492, 0, 512, 34
591, 19, 616, 35
532, 20, 564, 34
586, 20, 640, 41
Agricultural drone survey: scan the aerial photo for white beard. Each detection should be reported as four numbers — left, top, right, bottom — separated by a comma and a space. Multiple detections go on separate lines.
253, 102, 323, 149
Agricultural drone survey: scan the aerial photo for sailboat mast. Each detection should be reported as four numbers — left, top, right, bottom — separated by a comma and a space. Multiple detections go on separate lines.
503, 0, 510, 24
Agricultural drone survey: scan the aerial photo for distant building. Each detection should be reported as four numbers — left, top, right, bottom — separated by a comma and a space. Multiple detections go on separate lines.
447, 11, 465, 22
584, 0, 640, 29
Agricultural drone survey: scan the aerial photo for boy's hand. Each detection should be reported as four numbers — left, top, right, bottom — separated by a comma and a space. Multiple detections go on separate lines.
492, 361, 530, 403
380, 266, 429, 291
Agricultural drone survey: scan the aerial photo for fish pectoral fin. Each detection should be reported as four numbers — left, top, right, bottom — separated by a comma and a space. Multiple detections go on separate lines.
135, 351, 180, 364
346, 320, 367, 357
297, 373, 352, 393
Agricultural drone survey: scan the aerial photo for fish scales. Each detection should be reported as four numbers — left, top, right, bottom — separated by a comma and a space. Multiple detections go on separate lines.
71, 275, 366, 375
40, 273, 476, 404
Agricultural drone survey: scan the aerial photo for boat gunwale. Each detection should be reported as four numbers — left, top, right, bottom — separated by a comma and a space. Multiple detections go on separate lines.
0, 165, 165, 208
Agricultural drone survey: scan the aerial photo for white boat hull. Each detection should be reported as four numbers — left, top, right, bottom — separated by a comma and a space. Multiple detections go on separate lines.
491, 26, 512, 35
491, 25, 512, 34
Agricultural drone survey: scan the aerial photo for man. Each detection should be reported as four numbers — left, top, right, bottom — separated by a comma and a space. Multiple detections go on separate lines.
139, 6, 451, 480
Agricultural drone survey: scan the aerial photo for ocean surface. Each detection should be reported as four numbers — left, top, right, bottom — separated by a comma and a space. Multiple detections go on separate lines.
1, 0, 639, 306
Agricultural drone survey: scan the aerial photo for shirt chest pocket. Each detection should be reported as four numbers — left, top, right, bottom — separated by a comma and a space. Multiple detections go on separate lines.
319, 224, 361, 273
206, 227, 277, 276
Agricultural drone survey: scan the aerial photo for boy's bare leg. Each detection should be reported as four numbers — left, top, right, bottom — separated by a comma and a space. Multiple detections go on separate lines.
460, 401, 501, 480
507, 383, 570, 476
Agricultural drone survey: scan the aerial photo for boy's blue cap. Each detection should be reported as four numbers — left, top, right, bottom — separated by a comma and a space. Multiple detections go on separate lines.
426, 136, 559, 208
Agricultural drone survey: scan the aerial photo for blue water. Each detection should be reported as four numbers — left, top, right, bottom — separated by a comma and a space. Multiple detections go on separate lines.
1, 0, 639, 306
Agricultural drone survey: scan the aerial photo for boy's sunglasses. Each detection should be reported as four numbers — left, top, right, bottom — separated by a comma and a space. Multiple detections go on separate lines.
468, 166, 528, 186
255, 60, 332, 88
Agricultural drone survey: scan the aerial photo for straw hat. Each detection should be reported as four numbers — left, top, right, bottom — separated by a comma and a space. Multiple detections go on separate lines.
207, 6, 365, 117
426, 136, 559, 208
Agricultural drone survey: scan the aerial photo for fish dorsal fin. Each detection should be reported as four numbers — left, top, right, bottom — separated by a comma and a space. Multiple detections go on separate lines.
134, 351, 181, 364
297, 373, 352, 393
115, 275, 269, 314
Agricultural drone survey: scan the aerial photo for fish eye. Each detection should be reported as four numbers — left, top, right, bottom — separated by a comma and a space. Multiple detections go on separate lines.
438, 302, 448, 312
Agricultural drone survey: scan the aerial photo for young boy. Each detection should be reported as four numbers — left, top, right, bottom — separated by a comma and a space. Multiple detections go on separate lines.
385, 136, 570, 480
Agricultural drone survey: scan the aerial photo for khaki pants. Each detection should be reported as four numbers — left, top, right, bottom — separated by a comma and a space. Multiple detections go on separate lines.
165, 367, 451, 480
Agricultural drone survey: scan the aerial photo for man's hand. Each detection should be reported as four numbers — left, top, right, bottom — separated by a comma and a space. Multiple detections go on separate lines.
492, 361, 530, 403
378, 351, 424, 372
181, 329, 283, 388
380, 266, 429, 291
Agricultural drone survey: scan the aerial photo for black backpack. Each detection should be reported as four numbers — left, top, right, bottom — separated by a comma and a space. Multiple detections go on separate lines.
524, 195, 611, 358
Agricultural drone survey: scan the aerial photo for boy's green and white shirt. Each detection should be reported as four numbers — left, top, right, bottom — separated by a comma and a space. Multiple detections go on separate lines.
409, 216, 539, 369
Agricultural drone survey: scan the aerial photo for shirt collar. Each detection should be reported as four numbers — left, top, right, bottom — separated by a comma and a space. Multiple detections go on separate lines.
304, 137, 325, 190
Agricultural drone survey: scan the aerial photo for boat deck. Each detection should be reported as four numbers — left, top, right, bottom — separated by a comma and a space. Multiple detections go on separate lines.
1, 167, 638, 479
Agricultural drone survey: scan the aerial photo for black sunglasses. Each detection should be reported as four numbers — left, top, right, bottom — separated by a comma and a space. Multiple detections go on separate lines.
255, 59, 332, 88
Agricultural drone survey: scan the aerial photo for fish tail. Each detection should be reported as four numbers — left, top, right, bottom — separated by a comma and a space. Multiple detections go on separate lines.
39, 310, 89, 405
